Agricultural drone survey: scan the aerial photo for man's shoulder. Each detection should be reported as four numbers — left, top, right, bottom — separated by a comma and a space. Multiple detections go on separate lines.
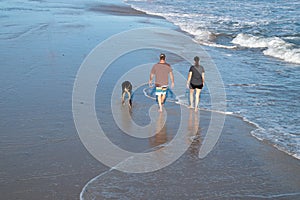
154, 62, 171, 68
153, 63, 162, 67
162, 63, 171, 69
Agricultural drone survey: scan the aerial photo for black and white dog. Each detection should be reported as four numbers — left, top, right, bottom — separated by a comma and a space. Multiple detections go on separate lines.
121, 81, 132, 108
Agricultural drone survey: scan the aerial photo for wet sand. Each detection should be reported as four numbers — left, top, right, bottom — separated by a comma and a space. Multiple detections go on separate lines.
0, 1, 175, 199
0, 1, 299, 199
82, 107, 300, 199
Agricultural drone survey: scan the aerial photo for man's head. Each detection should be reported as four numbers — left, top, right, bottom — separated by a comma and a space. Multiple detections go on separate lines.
160, 53, 166, 61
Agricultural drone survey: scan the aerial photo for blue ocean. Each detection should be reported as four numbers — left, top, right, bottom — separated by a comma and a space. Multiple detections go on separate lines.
125, 0, 300, 159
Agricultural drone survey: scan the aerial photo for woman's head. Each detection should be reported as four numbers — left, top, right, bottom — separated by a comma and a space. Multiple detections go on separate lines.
194, 56, 200, 65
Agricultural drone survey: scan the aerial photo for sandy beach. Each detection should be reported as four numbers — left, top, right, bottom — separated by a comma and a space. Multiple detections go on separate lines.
1, 1, 299, 199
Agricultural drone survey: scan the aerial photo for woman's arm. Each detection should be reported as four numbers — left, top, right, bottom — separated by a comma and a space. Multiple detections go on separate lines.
186, 71, 192, 88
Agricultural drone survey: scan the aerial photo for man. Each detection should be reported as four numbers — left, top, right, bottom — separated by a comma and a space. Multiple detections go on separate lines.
149, 53, 174, 112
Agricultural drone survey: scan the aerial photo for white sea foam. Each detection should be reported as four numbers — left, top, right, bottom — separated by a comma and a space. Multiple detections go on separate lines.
80, 133, 171, 199
228, 83, 259, 87
251, 127, 300, 160
164, 17, 238, 49
194, 39, 237, 49
232, 192, 300, 199
293, 153, 300, 160
232, 33, 300, 64
126, 0, 300, 65
126, 2, 237, 50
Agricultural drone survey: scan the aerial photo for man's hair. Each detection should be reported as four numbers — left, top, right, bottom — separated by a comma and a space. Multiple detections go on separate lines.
160, 53, 166, 60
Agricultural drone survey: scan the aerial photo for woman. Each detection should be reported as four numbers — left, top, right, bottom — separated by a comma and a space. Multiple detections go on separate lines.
186, 56, 205, 112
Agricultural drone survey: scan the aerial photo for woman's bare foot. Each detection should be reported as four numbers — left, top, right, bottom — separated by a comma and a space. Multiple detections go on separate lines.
188, 106, 194, 109
194, 108, 198, 112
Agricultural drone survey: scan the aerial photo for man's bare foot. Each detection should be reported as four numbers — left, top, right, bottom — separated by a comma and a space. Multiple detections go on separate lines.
194, 108, 198, 112
188, 106, 194, 109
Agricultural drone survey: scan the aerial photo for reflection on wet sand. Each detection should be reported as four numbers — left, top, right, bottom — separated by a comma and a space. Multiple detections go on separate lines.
188, 109, 202, 156
148, 108, 202, 154
120, 103, 133, 133
149, 112, 168, 147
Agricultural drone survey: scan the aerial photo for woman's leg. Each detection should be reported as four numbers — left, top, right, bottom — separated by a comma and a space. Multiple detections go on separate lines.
194, 88, 202, 112
189, 89, 194, 108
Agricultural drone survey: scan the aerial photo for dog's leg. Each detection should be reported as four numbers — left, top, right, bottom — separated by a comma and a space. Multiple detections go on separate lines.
127, 91, 132, 108
123, 88, 132, 108
122, 91, 126, 105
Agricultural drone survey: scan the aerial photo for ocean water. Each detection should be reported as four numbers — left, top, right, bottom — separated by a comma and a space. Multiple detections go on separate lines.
124, 0, 300, 159
125, 0, 300, 64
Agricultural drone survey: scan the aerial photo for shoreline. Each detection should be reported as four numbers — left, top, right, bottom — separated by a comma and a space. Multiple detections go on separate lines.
87, 3, 163, 18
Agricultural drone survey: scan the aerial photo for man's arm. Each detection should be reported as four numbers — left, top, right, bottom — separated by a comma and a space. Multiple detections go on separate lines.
149, 73, 154, 87
170, 71, 174, 88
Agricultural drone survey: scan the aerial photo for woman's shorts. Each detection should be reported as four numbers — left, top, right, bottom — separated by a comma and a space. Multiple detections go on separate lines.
155, 86, 168, 96
190, 83, 203, 89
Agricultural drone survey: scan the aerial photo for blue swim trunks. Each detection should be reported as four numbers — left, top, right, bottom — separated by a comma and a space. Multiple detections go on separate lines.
155, 86, 168, 96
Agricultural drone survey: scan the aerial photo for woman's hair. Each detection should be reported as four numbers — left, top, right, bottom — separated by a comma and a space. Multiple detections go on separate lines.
194, 56, 200, 66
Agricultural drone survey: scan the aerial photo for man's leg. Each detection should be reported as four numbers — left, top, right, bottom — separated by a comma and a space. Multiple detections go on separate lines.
157, 95, 163, 112
161, 94, 166, 106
